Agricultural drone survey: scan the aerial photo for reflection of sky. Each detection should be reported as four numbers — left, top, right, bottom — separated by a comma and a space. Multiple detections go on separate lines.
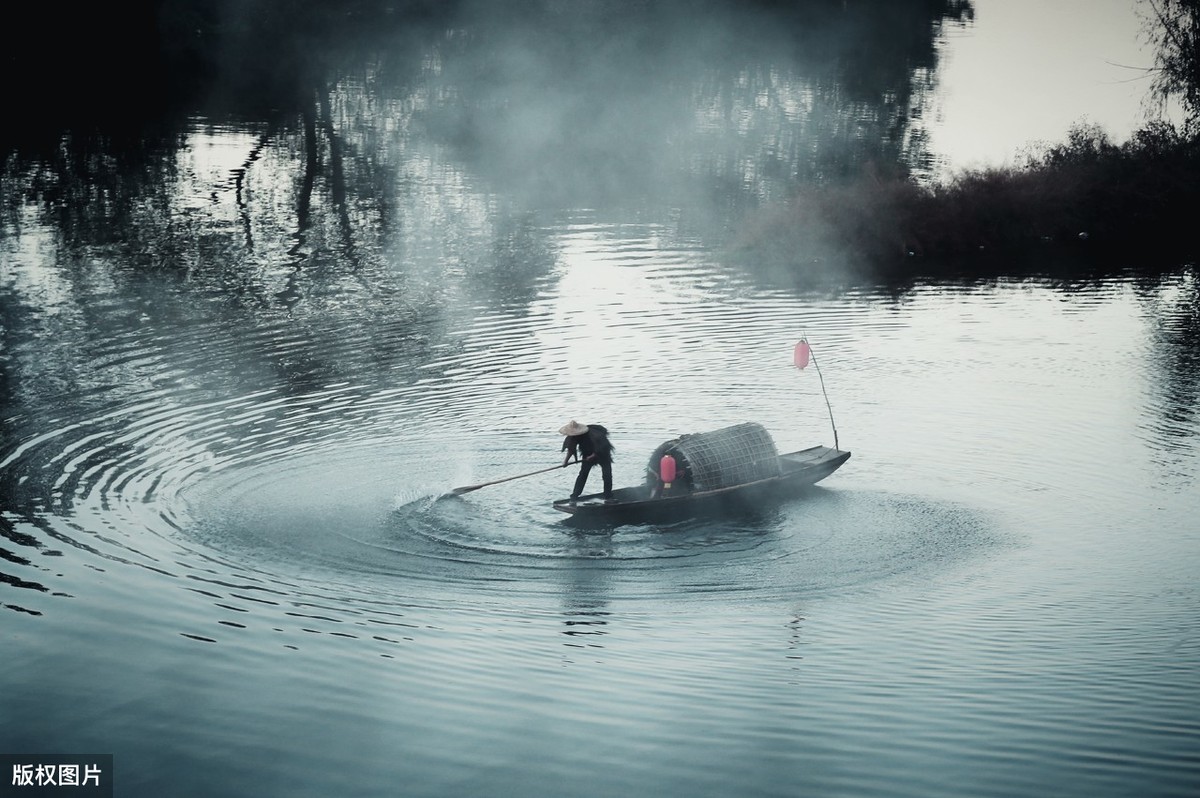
179, 122, 264, 214
933, 0, 1181, 172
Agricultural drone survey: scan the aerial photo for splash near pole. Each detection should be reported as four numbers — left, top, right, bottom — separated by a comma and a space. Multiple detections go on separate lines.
794, 337, 839, 451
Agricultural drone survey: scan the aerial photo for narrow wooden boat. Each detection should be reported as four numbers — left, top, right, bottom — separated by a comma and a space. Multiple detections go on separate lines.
549, 340, 851, 524
553, 438, 850, 525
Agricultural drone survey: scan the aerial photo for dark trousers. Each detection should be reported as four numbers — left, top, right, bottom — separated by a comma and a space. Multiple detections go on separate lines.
572, 458, 613, 498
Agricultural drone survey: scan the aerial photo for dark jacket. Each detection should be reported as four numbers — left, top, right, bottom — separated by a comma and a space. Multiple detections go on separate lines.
562, 424, 614, 463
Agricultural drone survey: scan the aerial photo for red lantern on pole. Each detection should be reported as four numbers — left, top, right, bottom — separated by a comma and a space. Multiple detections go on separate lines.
793, 336, 840, 452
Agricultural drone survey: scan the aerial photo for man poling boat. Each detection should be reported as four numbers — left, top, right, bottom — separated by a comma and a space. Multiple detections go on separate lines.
558, 421, 615, 503
553, 338, 849, 524
450, 338, 848, 523
552, 422, 849, 523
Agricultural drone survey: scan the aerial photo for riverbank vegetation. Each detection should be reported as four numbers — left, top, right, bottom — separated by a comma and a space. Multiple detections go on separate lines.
2, 0, 1194, 288
732, 0, 1200, 282
730, 120, 1200, 280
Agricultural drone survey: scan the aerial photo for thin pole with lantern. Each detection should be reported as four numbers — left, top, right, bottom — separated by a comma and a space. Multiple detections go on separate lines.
794, 336, 840, 452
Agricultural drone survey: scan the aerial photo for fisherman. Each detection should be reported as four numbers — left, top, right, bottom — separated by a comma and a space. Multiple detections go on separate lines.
559, 420, 614, 502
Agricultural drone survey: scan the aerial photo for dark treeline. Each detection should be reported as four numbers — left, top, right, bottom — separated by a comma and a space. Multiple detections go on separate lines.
732, 120, 1200, 282
3, 0, 449, 146
733, 0, 1200, 282
12, 0, 1196, 288
2, 0, 974, 247
3, 0, 967, 151
416, 0, 971, 209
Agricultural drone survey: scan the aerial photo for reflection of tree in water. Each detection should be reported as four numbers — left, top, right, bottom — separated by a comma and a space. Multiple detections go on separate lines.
688, 0, 975, 191
4, 0, 1197, 499
1, 0, 977, 426
423, 0, 974, 210
3, 0, 979, 262
1139, 268, 1200, 460
1136, 1, 1200, 454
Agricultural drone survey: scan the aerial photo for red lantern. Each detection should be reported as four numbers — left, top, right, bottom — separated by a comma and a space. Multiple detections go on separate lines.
660, 454, 677, 487
794, 340, 811, 369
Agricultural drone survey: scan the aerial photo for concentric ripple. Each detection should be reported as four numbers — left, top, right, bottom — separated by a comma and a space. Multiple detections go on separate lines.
4, 220, 1186, 632
3, 362, 998, 630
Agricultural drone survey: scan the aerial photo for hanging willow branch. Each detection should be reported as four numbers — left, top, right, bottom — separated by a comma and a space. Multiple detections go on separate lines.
1139, 0, 1200, 126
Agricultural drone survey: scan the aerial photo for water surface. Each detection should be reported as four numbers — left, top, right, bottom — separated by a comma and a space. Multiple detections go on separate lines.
2, 3, 1198, 797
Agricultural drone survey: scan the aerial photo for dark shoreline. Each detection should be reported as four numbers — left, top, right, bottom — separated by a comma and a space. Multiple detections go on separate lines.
729, 120, 1200, 285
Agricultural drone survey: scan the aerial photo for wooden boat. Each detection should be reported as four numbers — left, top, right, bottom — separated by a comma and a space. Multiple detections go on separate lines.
553, 422, 849, 524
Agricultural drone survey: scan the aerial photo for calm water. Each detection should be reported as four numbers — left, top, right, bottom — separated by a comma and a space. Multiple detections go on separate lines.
3, 3, 1199, 797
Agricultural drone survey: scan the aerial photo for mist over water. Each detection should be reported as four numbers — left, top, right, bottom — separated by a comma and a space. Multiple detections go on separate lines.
3, 2, 1199, 797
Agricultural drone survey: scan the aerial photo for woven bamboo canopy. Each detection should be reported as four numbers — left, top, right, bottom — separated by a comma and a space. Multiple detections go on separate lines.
648, 422, 781, 492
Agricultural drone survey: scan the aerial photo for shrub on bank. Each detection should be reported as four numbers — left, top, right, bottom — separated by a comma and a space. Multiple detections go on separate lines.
731, 121, 1200, 281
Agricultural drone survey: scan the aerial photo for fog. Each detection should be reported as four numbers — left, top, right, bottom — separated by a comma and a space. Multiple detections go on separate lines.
3, 7, 1200, 798
0, 0, 981, 503
399, 0, 970, 208
0, 1, 978, 321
